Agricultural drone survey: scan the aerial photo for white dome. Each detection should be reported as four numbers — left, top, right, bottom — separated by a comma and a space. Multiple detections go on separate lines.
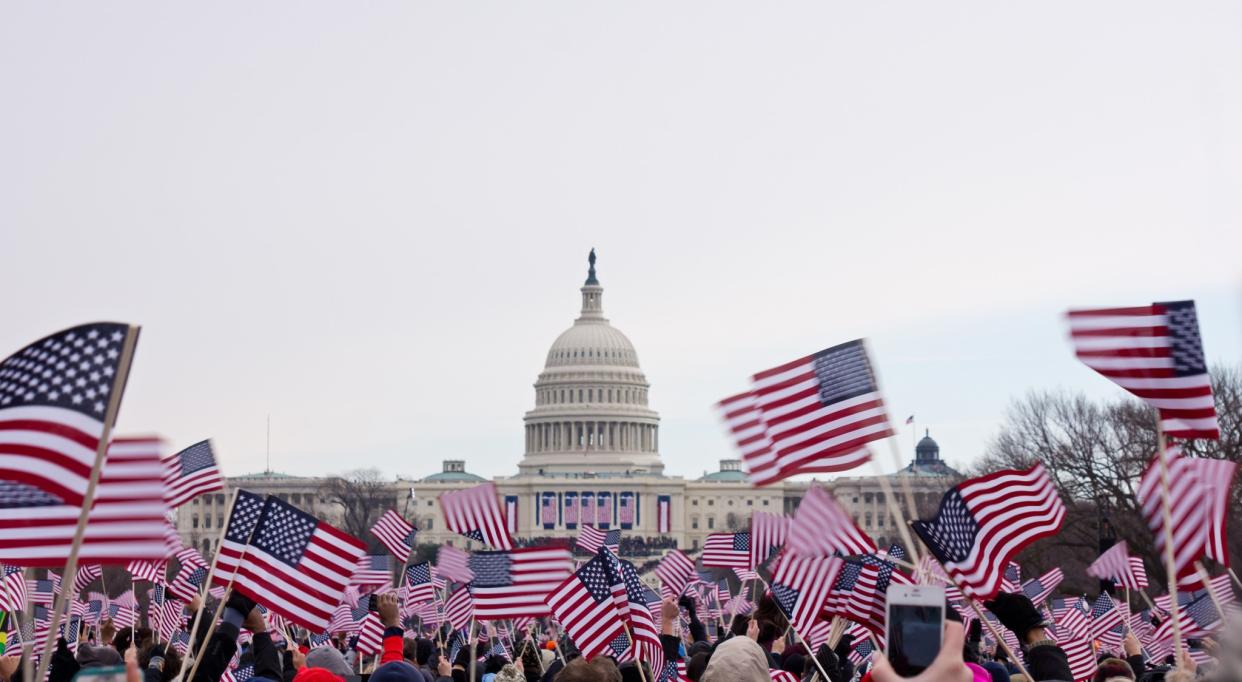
545, 322, 640, 368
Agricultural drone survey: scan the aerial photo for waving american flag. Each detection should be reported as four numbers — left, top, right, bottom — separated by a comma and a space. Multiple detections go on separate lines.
227, 496, 367, 631
163, 440, 223, 509
467, 546, 572, 620
370, 509, 417, 563
547, 553, 626, 660
440, 483, 513, 550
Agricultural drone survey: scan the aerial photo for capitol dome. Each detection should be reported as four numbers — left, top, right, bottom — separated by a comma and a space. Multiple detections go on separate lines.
517, 250, 664, 476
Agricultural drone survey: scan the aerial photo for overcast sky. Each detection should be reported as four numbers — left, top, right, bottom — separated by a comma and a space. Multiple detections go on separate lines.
3, 2, 1240, 482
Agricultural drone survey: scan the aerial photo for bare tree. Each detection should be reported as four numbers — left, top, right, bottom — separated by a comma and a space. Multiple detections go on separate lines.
973, 365, 1242, 593
320, 468, 394, 553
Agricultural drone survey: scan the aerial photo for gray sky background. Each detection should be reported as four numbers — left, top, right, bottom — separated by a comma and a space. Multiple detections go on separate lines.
3, 2, 1240, 482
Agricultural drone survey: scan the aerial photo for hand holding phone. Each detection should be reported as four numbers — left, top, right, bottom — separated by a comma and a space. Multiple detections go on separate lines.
884, 585, 945, 678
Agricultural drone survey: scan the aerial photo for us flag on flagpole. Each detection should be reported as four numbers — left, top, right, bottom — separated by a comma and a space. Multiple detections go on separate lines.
162, 440, 223, 509
436, 545, 474, 584
547, 552, 626, 660
370, 509, 417, 564
127, 560, 165, 583
0, 434, 170, 566
721, 339, 889, 486
577, 526, 620, 555
214, 490, 267, 579
439, 483, 513, 550
0, 323, 135, 507
1086, 541, 1147, 590
702, 532, 752, 569
1020, 567, 1064, 605
403, 562, 436, 604
226, 495, 367, 631
1185, 458, 1238, 567
1136, 446, 1208, 579
467, 546, 573, 620
788, 484, 876, 558
717, 391, 873, 487
748, 511, 788, 570
654, 550, 695, 598
911, 463, 1065, 599
769, 552, 842, 633
0, 565, 27, 612
351, 555, 393, 587
1067, 301, 1219, 439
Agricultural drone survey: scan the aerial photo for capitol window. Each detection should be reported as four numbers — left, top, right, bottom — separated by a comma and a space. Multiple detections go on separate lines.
762, 500, 769, 506
708, 499, 714, 506
691, 516, 699, 529
865, 513, 872, 527
864, 493, 873, 504
747, 500, 753, 506
707, 517, 715, 529
692, 500, 698, 506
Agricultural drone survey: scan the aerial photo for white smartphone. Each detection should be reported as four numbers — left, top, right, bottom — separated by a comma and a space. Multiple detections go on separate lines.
885, 584, 945, 677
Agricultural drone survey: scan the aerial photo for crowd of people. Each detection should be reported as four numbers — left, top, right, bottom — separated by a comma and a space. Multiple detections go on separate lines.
4, 588, 1237, 682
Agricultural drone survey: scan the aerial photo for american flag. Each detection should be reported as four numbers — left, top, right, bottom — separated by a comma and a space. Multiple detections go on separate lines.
1136, 446, 1207, 579
467, 546, 572, 620
1058, 634, 1097, 682
0, 565, 27, 612
619, 494, 634, 526
439, 483, 513, 550
733, 568, 759, 583
169, 631, 190, 655
1088, 593, 1124, 642
787, 484, 875, 558
370, 509, 417, 564
541, 495, 556, 527
221, 664, 254, 682
1184, 457, 1238, 567
445, 587, 474, 630
848, 639, 874, 666
169, 563, 208, 602
911, 463, 1065, 598
1051, 597, 1090, 639
0, 324, 135, 507
308, 632, 332, 648
829, 562, 883, 630
214, 490, 266, 580
1153, 592, 1221, 640
654, 550, 696, 599
326, 591, 364, 633
564, 494, 579, 528
354, 611, 384, 655
26, 577, 56, 604
577, 525, 620, 555
717, 391, 872, 489
417, 600, 446, 628
0, 435, 170, 566
108, 603, 137, 629
617, 559, 663, 674
1067, 301, 1219, 439
1086, 541, 1147, 590
127, 559, 165, 583
436, 545, 474, 584
769, 553, 842, 633
1000, 563, 1022, 593
352, 555, 393, 587
547, 552, 626, 660
403, 562, 436, 604
741, 339, 890, 486
72, 565, 101, 594
1019, 567, 1064, 605
749, 511, 788, 570
162, 440, 223, 509
226, 495, 367, 631
702, 532, 751, 569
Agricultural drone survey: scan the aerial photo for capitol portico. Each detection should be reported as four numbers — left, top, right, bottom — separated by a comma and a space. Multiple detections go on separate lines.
176, 252, 962, 558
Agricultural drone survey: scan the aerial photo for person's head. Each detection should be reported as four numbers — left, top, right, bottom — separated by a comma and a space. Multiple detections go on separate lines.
484, 655, 506, 674
752, 594, 788, 648
554, 657, 622, 682
780, 653, 803, 675
687, 651, 710, 681
701, 636, 769, 682
618, 661, 652, 682
78, 643, 123, 668
730, 616, 750, 638
520, 641, 541, 672
1095, 658, 1136, 681
292, 668, 346, 682
305, 646, 353, 679
368, 661, 422, 682
493, 664, 524, 682
415, 638, 433, 666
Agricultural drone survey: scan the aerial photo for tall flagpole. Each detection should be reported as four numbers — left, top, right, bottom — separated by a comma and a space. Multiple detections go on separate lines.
34, 326, 140, 682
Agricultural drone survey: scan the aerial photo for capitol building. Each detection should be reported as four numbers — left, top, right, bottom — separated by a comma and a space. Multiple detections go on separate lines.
176, 252, 960, 558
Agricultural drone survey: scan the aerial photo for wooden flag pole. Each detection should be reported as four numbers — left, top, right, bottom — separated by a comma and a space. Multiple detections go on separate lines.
1153, 425, 1185, 665
33, 325, 139, 682
788, 623, 833, 682
1229, 567, 1242, 591
181, 487, 240, 673
467, 617, 477, 682
184, 496, 261, 682
623, 624, 650, 682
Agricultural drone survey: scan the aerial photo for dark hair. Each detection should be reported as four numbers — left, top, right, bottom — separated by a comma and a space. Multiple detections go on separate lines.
753, 594, 788, 647
139, 643, 182, 682
415, 638, 433, 665
555, 658, 622, 682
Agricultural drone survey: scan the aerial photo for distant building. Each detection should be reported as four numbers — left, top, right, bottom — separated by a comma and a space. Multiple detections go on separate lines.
178, 253, 961, 556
